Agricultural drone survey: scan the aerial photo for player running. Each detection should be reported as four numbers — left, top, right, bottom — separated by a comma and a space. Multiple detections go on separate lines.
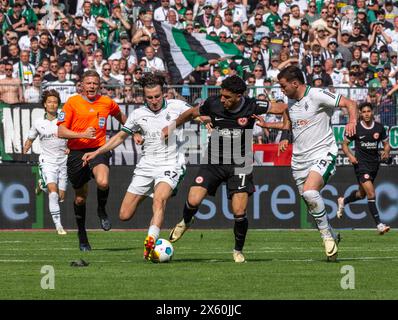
82, 73, 199, 261
23, 90, 68, 235
337, 102, 391, 235
273, 66, 358, 261
163, 75, 289, 263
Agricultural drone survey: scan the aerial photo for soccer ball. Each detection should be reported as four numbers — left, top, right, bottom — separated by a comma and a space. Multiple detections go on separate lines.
152, 238, 174, 263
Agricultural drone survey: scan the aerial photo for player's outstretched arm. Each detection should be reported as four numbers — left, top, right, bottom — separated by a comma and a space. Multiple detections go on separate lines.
58, 125, 96, 139
339, 96, 358, 137
252, 110, 291, 130
381, 140, 391, 161
341, 138, 358, 164
82, 130, 129, 166
162, 106, 201, 139
267, 102, 288, 114
23, 139, 34, 154
114, 111, 127, 125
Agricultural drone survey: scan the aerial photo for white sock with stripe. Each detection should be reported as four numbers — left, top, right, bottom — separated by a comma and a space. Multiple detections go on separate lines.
49, 192, 61, 228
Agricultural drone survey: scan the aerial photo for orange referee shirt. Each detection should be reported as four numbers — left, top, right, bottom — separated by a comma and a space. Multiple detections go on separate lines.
57, 94, 121, 150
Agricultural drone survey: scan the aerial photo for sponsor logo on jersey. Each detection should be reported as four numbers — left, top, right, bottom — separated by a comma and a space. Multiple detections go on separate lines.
237, 117, 248, 126
373, 132, 379, 140
58, 111, 65, 121
195, 176, 204, 184
98, 117, 106, 128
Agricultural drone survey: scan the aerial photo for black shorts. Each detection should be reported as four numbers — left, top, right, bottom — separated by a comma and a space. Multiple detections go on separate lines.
67, 148, 111, 189
354, 163, 379, 184
191, 164, 254, 199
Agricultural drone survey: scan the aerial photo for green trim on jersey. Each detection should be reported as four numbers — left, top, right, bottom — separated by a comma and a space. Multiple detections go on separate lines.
304, 86, 311, 97
121, 127, 133, 135
322, 153, 337, 184
172, 166, 186, 197
335, 94, 342, 108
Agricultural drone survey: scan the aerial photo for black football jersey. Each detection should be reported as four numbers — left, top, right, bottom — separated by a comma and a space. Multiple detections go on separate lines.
199, 96, 270, 165
346, 121, 388, 163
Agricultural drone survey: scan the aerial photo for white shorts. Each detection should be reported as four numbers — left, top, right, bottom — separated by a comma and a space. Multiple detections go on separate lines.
292, 153, 336, 195
127, 166, 186, 197
39, 158, 68, 191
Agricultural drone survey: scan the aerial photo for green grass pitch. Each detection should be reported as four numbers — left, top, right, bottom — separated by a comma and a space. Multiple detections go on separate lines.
0, 229, 397, 300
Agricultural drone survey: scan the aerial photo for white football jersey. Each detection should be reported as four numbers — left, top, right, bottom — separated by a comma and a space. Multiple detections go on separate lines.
122, 99, 191, 171
28, 114, 68, 163
288, 87, 341, 168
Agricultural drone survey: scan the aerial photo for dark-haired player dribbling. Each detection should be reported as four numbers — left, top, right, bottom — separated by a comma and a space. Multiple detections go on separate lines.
337, 102, 391, 235
163, 75, 289, 263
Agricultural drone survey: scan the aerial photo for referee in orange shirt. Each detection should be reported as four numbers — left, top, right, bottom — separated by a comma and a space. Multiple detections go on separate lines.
57, 70, 127, 251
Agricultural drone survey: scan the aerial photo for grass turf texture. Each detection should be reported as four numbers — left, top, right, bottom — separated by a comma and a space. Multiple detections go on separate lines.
0, 230, 397, 299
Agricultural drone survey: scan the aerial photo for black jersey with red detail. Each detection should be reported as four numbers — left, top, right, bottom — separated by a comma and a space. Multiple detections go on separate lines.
199, 96, 269, 165
346, 121, 388, 164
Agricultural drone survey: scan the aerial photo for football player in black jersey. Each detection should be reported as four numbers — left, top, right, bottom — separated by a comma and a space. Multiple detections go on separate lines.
337, 102, 391, 234
162, 75, 289, 263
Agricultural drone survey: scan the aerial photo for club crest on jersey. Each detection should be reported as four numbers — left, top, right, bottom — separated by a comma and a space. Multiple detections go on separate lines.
98, 117, 106, 128
237, 117, 248, 126
58, 111, 65, 121
364, 174, 370, 180
304, 102, 309, 111
166, 113, 171, 121
373, 132, 379, 140
195, 176, 204, 184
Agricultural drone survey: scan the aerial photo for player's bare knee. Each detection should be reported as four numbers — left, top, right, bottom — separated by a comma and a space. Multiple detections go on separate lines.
74, 197, 86, 206
96, 180, 109, 190
366, 191, 376, 199
119, 209, 132, 221
187, 194, 202, 208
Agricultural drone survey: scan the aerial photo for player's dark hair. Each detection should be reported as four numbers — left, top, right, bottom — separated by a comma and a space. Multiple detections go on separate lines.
221, 75, 247, 94
359, 102, 374, 111
140, 72, 166, 89
277, 66, 305, 84
41, 89, 61, 106
81, 70, 100, 81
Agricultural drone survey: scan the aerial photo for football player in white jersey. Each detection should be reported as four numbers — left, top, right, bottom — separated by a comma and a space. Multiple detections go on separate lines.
260, 66, 358, 261
82, 73, 203, 261
23, 90, 69, 235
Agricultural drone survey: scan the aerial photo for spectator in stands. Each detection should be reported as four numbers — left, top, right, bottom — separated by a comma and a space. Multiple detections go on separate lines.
1, 31, 19, 59
101, 62, 120, 88
142, 46, 166, 73
384, 0, 398, 25
369, 20, 392, 51
154, 0, 178, 22
241, 44, 265, 79
207, 15, 230, 37
46, 67, 76, 103
5, 3, 28, 38
132, 14, 155, 60
304, 2, 319, 24
264, 0, 281, 33
38, 31, 54, 60
195, 2, 214, 28
109, 59, 124, 84
93, 48, 106, 74
63, 60, 79, 82
13, 50, 36, 86
19, 23, 38, 51
0, 62, 23, 104
7, 44, 21, 65
133, 67, 143, 84
109, 41, 137, 71
43, 60, 59, 82
24, 73, 42, 103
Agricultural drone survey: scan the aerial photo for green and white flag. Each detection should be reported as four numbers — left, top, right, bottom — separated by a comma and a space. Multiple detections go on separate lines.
154, 21, 241, 84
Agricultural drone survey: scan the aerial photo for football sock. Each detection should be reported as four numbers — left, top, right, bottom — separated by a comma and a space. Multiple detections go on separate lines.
148, 225, 160, 242
74, 202, 88, 243
344, 190, 361, 205
368, 198, 381, 225
97, 187, 109, 218
234, 214, 248, 252
302, 190, 332, 238
49, 192, 61, 227
183, 201, 198, 224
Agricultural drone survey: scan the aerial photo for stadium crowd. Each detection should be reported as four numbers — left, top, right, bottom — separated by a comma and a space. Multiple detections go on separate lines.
0, 0, 397, 131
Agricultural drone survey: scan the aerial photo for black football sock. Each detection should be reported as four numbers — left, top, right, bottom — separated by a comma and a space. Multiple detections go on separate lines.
74, 202, 88, 243
183, 201, 198, 224
234, 214, 248, 252
97, 187, 109, 218
368, 198, 381, 225
344, 190, 361, 205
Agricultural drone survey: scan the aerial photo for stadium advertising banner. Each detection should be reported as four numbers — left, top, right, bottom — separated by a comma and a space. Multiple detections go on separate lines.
1, 165, 397, 230
1, 103, 397, 166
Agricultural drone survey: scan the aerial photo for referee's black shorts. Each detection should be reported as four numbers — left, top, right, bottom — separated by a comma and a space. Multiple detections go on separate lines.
191, 164, 254, 199
67, 148, 111, 189
354, 162, 379, 184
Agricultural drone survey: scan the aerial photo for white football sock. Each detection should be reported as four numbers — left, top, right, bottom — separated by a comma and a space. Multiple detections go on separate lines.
49, 192, 61, 227
148, 225, 160, 241
302, 190, 332, 238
